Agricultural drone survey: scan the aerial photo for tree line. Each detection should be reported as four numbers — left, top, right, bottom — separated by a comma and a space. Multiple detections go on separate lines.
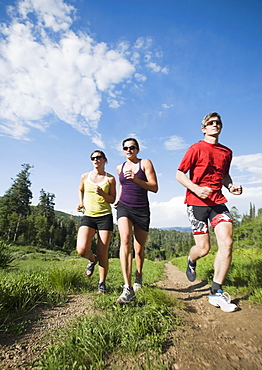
0, 164, 261, 261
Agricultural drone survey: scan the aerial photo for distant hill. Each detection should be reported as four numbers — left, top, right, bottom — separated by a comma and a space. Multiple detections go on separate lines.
55, 210, 82, 223
159, 226, 191, 233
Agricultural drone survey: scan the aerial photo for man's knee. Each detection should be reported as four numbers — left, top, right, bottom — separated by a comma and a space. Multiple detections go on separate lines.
198, 247, 210, 258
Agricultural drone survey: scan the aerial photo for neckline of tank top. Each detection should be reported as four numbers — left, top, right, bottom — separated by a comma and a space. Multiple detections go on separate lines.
122, 159, 141, 174
87, 171, 108, 185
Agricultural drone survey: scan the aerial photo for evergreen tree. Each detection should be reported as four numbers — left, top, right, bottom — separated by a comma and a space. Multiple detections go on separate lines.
230, 206, 241, 227
36, 189, 55, 225
0, 164, 33, 241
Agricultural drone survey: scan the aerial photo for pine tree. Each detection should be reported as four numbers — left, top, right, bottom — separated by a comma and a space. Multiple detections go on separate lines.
0, 164, 33, 241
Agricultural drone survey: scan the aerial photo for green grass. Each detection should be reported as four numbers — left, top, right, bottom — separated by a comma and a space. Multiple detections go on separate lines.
34, 285, 182, 369
171, 247, 262, 304
2, 246, 262, 369
1, 257, 183, 369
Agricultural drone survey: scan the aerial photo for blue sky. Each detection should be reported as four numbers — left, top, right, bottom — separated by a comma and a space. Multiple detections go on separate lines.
0, 0, 262, 228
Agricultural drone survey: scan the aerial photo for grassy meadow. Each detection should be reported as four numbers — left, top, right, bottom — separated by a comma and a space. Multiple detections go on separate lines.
0, 245, 262, 368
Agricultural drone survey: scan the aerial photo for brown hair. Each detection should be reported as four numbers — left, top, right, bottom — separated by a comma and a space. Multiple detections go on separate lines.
201, 112, 222, 128
90, 150, 108, 163
122, 137, 140, 150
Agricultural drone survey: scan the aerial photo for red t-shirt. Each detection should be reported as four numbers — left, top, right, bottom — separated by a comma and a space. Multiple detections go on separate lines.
178, 140, 232, 206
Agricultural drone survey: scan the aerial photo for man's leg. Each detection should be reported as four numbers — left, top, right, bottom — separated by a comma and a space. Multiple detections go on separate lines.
213, 221, 233, 285
190, 233, 211, 262
208, 221, 237, 312
186, 233, 211, 282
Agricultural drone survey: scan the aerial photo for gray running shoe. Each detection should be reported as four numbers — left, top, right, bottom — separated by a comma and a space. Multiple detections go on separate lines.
97, 282, 107, 294
186, 256, 196, 282
209, 289, 238, 312
85, 256, 97, 277
117, 286, 136, 304
133, 270, 142, 292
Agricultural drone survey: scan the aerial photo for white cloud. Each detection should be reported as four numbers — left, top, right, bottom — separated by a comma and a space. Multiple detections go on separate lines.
232, 153, 262, 184
227, 185, 262, 215
150, 196, 189, 228
1, 0, 165, 145
134, 73, 147, 82
17, 0, 75, 31
162, 103, 174, 109
164, 135, 187, 151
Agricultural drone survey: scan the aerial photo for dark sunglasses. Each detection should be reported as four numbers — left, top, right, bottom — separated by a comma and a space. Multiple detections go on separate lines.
205, 120, 222, 127
91, 155, 104, 161
123, 145, 138, 151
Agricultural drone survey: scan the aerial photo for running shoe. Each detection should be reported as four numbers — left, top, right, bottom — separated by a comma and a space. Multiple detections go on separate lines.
209, 289, 238, 312
186, 256, 196, 282
117, 285, 136, 304
85, 256, 97, 277
133, 270, 142, 292
97, 282, 107, 294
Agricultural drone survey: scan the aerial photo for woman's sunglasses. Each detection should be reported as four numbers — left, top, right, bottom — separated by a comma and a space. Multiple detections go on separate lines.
91, 155, 104, 161
123, 145, 138, 151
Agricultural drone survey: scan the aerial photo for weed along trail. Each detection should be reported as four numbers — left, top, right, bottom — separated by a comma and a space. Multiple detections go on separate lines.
158, 262, 262, 370
1, 261, 262, 369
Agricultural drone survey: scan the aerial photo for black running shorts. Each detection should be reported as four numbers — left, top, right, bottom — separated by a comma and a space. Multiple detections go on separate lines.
187, 204, 232, 235
80, 214, 113, 231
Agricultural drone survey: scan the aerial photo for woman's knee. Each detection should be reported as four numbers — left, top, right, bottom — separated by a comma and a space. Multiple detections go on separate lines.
76, 244, 86, 257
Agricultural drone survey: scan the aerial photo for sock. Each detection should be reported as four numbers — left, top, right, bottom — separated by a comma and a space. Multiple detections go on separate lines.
188, 258, 196, 267
211, 281, 222, 294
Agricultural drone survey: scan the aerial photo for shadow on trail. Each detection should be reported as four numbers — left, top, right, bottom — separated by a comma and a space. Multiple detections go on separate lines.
159, 280, 211, 310
161, 280, 209, 294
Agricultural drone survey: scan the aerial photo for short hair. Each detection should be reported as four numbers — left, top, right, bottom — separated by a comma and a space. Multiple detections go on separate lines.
202, 112, 222, 128
122, 137, 140, 150
90, 150, 108, 163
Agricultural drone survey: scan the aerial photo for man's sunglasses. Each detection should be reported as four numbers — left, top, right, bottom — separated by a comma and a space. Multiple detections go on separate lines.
205, 120, 222, 127
123, 145, 138, 151
91, 155, 104, 161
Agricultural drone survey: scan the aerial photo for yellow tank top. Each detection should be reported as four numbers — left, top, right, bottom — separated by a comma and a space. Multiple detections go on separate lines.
83, 172, 112, 216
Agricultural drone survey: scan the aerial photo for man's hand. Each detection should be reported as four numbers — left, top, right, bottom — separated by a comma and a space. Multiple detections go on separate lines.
229, 184, 242, 195
195, 186, 213, 199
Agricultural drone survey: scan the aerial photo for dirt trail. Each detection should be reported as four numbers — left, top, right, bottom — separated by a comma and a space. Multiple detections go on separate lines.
158, 262, 262, 370
1, 262, 262, 369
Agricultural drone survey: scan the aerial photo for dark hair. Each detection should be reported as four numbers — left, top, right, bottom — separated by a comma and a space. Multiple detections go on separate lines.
122, 137, 140, 150
90, 150, 108, 163
202, 112, 222, 127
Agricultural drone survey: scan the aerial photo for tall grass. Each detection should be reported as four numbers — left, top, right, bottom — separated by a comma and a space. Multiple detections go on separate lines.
171, 247, 262, 304
34, 286, 182, 370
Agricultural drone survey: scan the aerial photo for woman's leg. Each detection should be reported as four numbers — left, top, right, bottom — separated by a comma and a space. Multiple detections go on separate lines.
133, 225, 148, 275
76, 226, 96, 262
96, 230, 112, 283
117, 217, 133, 286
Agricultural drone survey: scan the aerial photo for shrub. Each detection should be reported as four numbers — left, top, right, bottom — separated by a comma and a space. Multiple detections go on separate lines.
0, 240, 15, 269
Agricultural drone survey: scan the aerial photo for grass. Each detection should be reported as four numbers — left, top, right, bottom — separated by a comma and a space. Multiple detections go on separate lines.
1, 245, 262, 368
5, 258, 181, 369
34, 285, 182, 369
171, 247, 262, 304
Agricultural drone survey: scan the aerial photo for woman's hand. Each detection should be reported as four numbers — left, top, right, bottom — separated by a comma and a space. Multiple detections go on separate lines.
124, 169, 135, 180
94, 185, 104, 196
77, 204, 84, 212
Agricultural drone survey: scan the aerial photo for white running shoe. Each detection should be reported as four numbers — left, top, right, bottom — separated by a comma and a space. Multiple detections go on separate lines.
209, 289, 238, 312
117, 285, 136, 304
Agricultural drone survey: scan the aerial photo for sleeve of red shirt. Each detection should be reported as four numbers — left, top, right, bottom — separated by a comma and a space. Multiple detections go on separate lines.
177, 144, 196, 174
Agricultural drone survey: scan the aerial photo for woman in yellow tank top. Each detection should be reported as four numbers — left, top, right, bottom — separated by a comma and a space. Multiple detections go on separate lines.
76, 150, 116, 294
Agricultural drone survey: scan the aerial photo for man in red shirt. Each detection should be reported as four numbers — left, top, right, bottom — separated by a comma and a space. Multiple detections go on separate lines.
176, 112, 242, 312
